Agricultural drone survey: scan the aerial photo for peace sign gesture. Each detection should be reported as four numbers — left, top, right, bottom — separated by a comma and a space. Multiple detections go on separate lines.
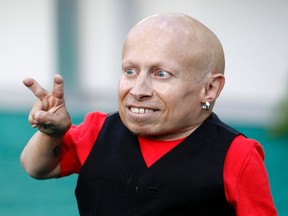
23, 74, 71, 136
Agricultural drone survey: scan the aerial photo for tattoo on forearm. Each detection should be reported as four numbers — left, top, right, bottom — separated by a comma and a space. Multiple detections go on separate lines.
52, 145, 61, 157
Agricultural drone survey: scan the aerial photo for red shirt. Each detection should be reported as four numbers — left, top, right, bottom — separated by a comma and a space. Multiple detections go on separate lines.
60, 112, 277, 215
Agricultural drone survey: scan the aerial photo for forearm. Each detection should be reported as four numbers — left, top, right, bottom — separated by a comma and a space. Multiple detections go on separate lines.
20, 131, 63, 179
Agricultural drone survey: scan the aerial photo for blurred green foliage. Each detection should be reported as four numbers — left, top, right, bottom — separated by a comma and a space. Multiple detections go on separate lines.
270, 94, 288, 138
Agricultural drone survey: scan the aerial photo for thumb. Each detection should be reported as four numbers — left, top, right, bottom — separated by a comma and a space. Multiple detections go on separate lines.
52, 74, 65, 99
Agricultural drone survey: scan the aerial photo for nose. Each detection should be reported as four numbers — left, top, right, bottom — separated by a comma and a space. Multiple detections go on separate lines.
129, 73, 153, 101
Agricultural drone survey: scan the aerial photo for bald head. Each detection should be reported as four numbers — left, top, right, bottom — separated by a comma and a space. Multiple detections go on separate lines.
123, 13, 225, 78
119, 13, 226, 139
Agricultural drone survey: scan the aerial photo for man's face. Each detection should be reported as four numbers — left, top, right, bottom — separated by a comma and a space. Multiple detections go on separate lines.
118, 25, 206, 140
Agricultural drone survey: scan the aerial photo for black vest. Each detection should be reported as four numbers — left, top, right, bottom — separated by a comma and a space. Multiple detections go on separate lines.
75, 113, 238, 216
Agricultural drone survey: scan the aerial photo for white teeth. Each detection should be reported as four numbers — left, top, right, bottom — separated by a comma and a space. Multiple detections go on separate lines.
130, 107, 154, 114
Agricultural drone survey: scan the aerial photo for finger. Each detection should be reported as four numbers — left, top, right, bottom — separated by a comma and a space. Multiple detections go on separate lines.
34, 110, 69, 136
52, 74, 64, 99
34, 111, 54, 134
28, 101, 43, 127
23, 78, 48, 100
34, 110, 51, 125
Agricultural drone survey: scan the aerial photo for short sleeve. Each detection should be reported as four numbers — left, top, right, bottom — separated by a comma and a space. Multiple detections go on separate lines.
224, 135, 277, 215
60, 112, 107, 176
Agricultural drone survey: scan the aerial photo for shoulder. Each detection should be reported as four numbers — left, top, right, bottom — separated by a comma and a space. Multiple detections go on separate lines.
60, 112, 108, 176
63, 111, 108, 144
76, 111, 107, 132
83, 111, 108, 125
225, 134, 265, 181
228, 135, 265, 160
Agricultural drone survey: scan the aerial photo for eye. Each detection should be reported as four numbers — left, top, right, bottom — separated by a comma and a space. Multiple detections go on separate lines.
154, 70, 170, 78
124, 68, 137, 77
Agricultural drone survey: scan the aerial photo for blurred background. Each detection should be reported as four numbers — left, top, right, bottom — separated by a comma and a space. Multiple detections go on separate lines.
1, 0, 287, 215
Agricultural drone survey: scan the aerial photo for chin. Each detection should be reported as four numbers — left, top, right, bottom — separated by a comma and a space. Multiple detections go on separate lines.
127, 124, 156, 137
128, 126, 149, 136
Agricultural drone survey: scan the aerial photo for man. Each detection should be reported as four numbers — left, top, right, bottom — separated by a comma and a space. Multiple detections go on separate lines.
21, 13, 277, 215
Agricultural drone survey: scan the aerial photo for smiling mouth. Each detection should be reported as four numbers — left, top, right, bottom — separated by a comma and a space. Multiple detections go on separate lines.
129, 107, 156, 114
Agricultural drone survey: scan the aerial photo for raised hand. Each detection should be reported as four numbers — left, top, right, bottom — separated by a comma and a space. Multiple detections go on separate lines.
23, 74, 71, 136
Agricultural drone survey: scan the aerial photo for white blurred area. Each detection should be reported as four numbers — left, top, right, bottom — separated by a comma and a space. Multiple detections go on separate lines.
1, 0, 288, 125
0, 0, 56, 108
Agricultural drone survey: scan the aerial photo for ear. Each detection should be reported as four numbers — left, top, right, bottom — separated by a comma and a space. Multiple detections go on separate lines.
202, 73, 225, 103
